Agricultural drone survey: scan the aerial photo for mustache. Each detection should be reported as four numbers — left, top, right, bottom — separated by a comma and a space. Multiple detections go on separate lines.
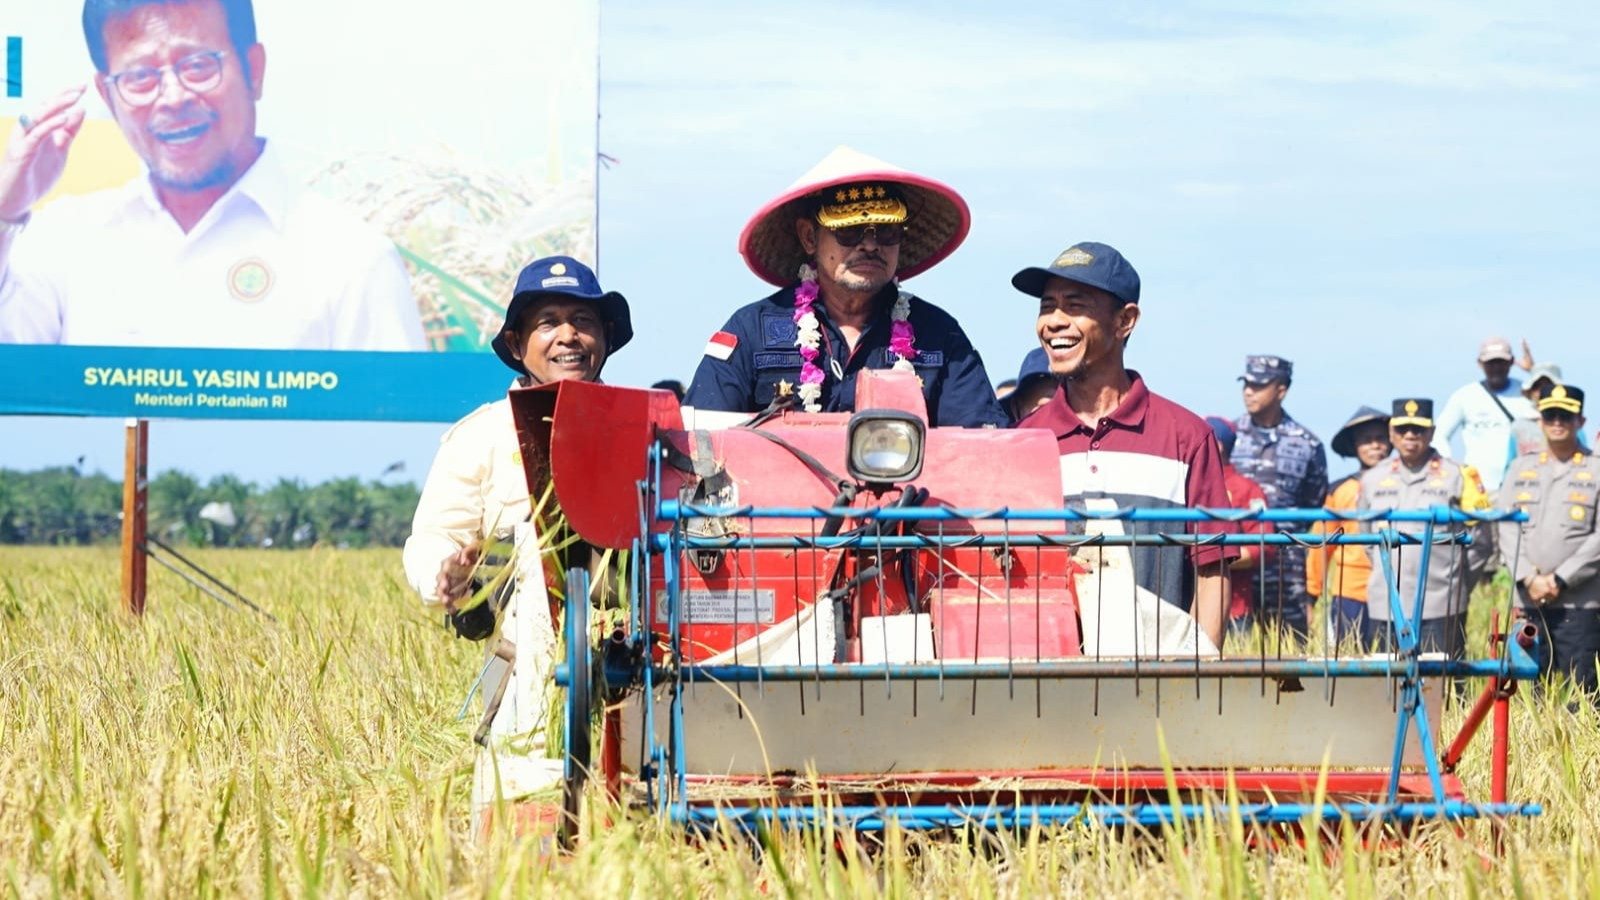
848, 251, 886, 265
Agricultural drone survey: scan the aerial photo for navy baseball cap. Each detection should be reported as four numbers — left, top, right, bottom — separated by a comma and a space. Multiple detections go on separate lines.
492, 256, 633, 375
1015, 347, 1051, 386
1239, 355, 1293, 385
1203, 415, 1237, 456
1011, 241, 1140, 306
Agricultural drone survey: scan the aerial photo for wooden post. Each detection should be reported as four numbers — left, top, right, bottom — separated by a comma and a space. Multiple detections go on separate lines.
120, 418, 149, 616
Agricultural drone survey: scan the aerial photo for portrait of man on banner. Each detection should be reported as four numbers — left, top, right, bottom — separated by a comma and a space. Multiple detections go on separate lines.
0, 0, 597, 356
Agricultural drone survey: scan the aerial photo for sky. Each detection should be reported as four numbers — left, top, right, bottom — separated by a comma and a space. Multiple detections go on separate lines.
4, 0, 1598, 486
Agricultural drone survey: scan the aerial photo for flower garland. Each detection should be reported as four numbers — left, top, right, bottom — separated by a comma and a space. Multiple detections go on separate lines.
791, 263, 917, 412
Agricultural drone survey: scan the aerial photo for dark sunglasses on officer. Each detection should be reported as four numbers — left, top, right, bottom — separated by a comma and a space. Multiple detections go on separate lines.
1541, 409, 1577, 423
825, 222, 905, 247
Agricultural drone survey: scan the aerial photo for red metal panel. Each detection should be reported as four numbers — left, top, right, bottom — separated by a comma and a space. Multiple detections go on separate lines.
854, 368, 929, 423
512, 382, 683, 549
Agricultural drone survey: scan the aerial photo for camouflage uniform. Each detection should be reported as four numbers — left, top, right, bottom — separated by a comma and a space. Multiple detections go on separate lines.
1230, 357, 1329, 635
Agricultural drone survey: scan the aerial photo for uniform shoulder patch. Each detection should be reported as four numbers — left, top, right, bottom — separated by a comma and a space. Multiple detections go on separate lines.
703, 331, 738, 361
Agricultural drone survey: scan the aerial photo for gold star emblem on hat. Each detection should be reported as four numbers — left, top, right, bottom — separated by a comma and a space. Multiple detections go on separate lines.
777, 379, 793, 398
550, 262, 567, 275
848, 187, 861, 200
1553, 385, 1568, 399
1405, 400, 1419, 416
835, 190, 847, 202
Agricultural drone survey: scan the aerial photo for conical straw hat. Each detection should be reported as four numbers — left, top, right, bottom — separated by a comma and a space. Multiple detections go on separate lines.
737, 146, 971, 287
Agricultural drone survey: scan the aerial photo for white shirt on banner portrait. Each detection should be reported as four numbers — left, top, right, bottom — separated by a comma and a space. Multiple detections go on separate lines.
0, 142, 424, 350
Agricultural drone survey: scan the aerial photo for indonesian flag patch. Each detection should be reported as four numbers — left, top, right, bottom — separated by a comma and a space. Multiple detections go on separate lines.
703, 331, 737, 361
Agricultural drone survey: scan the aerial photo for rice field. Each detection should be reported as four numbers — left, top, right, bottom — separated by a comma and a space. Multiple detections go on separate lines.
3, 545, 1600, 897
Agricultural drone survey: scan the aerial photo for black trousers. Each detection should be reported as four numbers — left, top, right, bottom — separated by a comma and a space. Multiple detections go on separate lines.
1523, 605, 1600, 700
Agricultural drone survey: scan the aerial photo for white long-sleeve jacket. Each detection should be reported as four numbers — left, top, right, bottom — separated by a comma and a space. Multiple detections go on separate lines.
403, 391, 533, 605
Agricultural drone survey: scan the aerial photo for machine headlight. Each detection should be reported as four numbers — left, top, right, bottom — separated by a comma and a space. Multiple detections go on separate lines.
846, 410, 926, 484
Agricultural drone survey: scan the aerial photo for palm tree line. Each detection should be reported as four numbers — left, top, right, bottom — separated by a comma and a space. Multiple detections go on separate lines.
0, 468, 420, 548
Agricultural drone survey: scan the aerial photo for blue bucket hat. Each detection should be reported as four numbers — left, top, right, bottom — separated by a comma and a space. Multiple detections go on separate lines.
492, 256, 633, 375
1203, 416, 1236, 457
1011, 241, 1141, 306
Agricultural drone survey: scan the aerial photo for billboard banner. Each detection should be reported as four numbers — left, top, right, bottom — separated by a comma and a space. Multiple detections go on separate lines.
0, 0, 597, 421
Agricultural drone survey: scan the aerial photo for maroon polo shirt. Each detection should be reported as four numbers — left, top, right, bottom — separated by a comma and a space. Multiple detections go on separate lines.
1020, 370, 1239, 609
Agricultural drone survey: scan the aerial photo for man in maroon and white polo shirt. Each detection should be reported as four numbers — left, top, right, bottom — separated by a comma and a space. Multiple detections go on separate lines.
1015, 242, 1238, 648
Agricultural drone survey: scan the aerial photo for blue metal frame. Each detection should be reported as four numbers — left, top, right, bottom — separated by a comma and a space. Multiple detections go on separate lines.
549, 472, 1540, 831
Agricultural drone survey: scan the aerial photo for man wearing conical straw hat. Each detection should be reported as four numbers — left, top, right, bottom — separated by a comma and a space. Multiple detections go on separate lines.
685, 146, 1007, 427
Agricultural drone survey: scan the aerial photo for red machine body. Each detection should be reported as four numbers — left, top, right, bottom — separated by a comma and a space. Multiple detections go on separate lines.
517, 372, 1085, 663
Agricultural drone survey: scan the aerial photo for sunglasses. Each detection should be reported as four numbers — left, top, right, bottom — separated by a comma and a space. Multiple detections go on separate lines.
1393, 424, 1429, 436
1541, 409, 1577, 423
825, 222, 904, 247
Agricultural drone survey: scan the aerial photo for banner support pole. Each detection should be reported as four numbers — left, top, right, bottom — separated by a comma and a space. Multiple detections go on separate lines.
120, 418, 149, 616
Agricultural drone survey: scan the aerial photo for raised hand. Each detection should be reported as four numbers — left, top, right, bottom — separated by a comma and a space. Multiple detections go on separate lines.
0, 86, 89, 223
1517, 338, 1535, 372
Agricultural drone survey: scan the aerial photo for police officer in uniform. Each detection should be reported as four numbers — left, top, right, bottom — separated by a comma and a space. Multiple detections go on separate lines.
1359, 398, 1494, 658
685, 147, 1006, 427
1230, 355, 1329, 638
1497, 384, 1600, 699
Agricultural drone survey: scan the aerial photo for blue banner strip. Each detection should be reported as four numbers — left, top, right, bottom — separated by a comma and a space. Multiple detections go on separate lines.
5, 37, 19, 98
0, 345, 511, 423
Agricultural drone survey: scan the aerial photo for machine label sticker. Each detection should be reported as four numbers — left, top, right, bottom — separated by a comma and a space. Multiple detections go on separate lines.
655, 589, 776, 624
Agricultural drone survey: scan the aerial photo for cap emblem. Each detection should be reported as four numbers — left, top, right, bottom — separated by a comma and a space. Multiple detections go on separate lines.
1405, 400, 1419, 416
550, 262, 568, 276
816, 185, 905, 228
1553, 385, 1568, 400
1053, 247, 1095, 267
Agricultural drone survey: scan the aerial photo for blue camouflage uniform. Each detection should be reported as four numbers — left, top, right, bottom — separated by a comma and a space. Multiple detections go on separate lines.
1229, 355, 1329, 634
685, 283, 1008, 427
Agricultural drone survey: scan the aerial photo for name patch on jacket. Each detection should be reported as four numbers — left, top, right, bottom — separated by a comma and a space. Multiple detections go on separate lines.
754, 351, 803, 369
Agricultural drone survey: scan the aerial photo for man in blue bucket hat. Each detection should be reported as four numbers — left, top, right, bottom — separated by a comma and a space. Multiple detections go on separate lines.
1013, 241, 1238, 649
406, 255, 632, 622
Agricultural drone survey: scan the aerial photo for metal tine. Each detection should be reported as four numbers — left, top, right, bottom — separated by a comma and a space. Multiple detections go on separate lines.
937, 519, 947, 702
738, 511, 758, 717
1328, 526, 1347, 708
1093, 539, 1104, 717
1004, 515, 1015, 701
971, 538, 985, 716
677, 517, 698, 702
793, 542, 806, 717
1129, 511, 1141, 699
809, 516, 822, 704
873, 529, 892, 703
1034, 543, 1043, 719
1152, 536, 1162, 716
1257, 522, 1268, 698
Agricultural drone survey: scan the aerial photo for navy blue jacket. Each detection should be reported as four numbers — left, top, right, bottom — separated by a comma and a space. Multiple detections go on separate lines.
685, 284, 1007, 427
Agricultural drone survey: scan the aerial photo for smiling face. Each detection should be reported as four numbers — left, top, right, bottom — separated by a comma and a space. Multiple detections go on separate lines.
505, 298, 608, 384
797, 218, 900, 295
1349, 420, 1393, 468
94, 0, 264, 194
1034, 277, 1138, 378
1540, 409, 1585, 450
